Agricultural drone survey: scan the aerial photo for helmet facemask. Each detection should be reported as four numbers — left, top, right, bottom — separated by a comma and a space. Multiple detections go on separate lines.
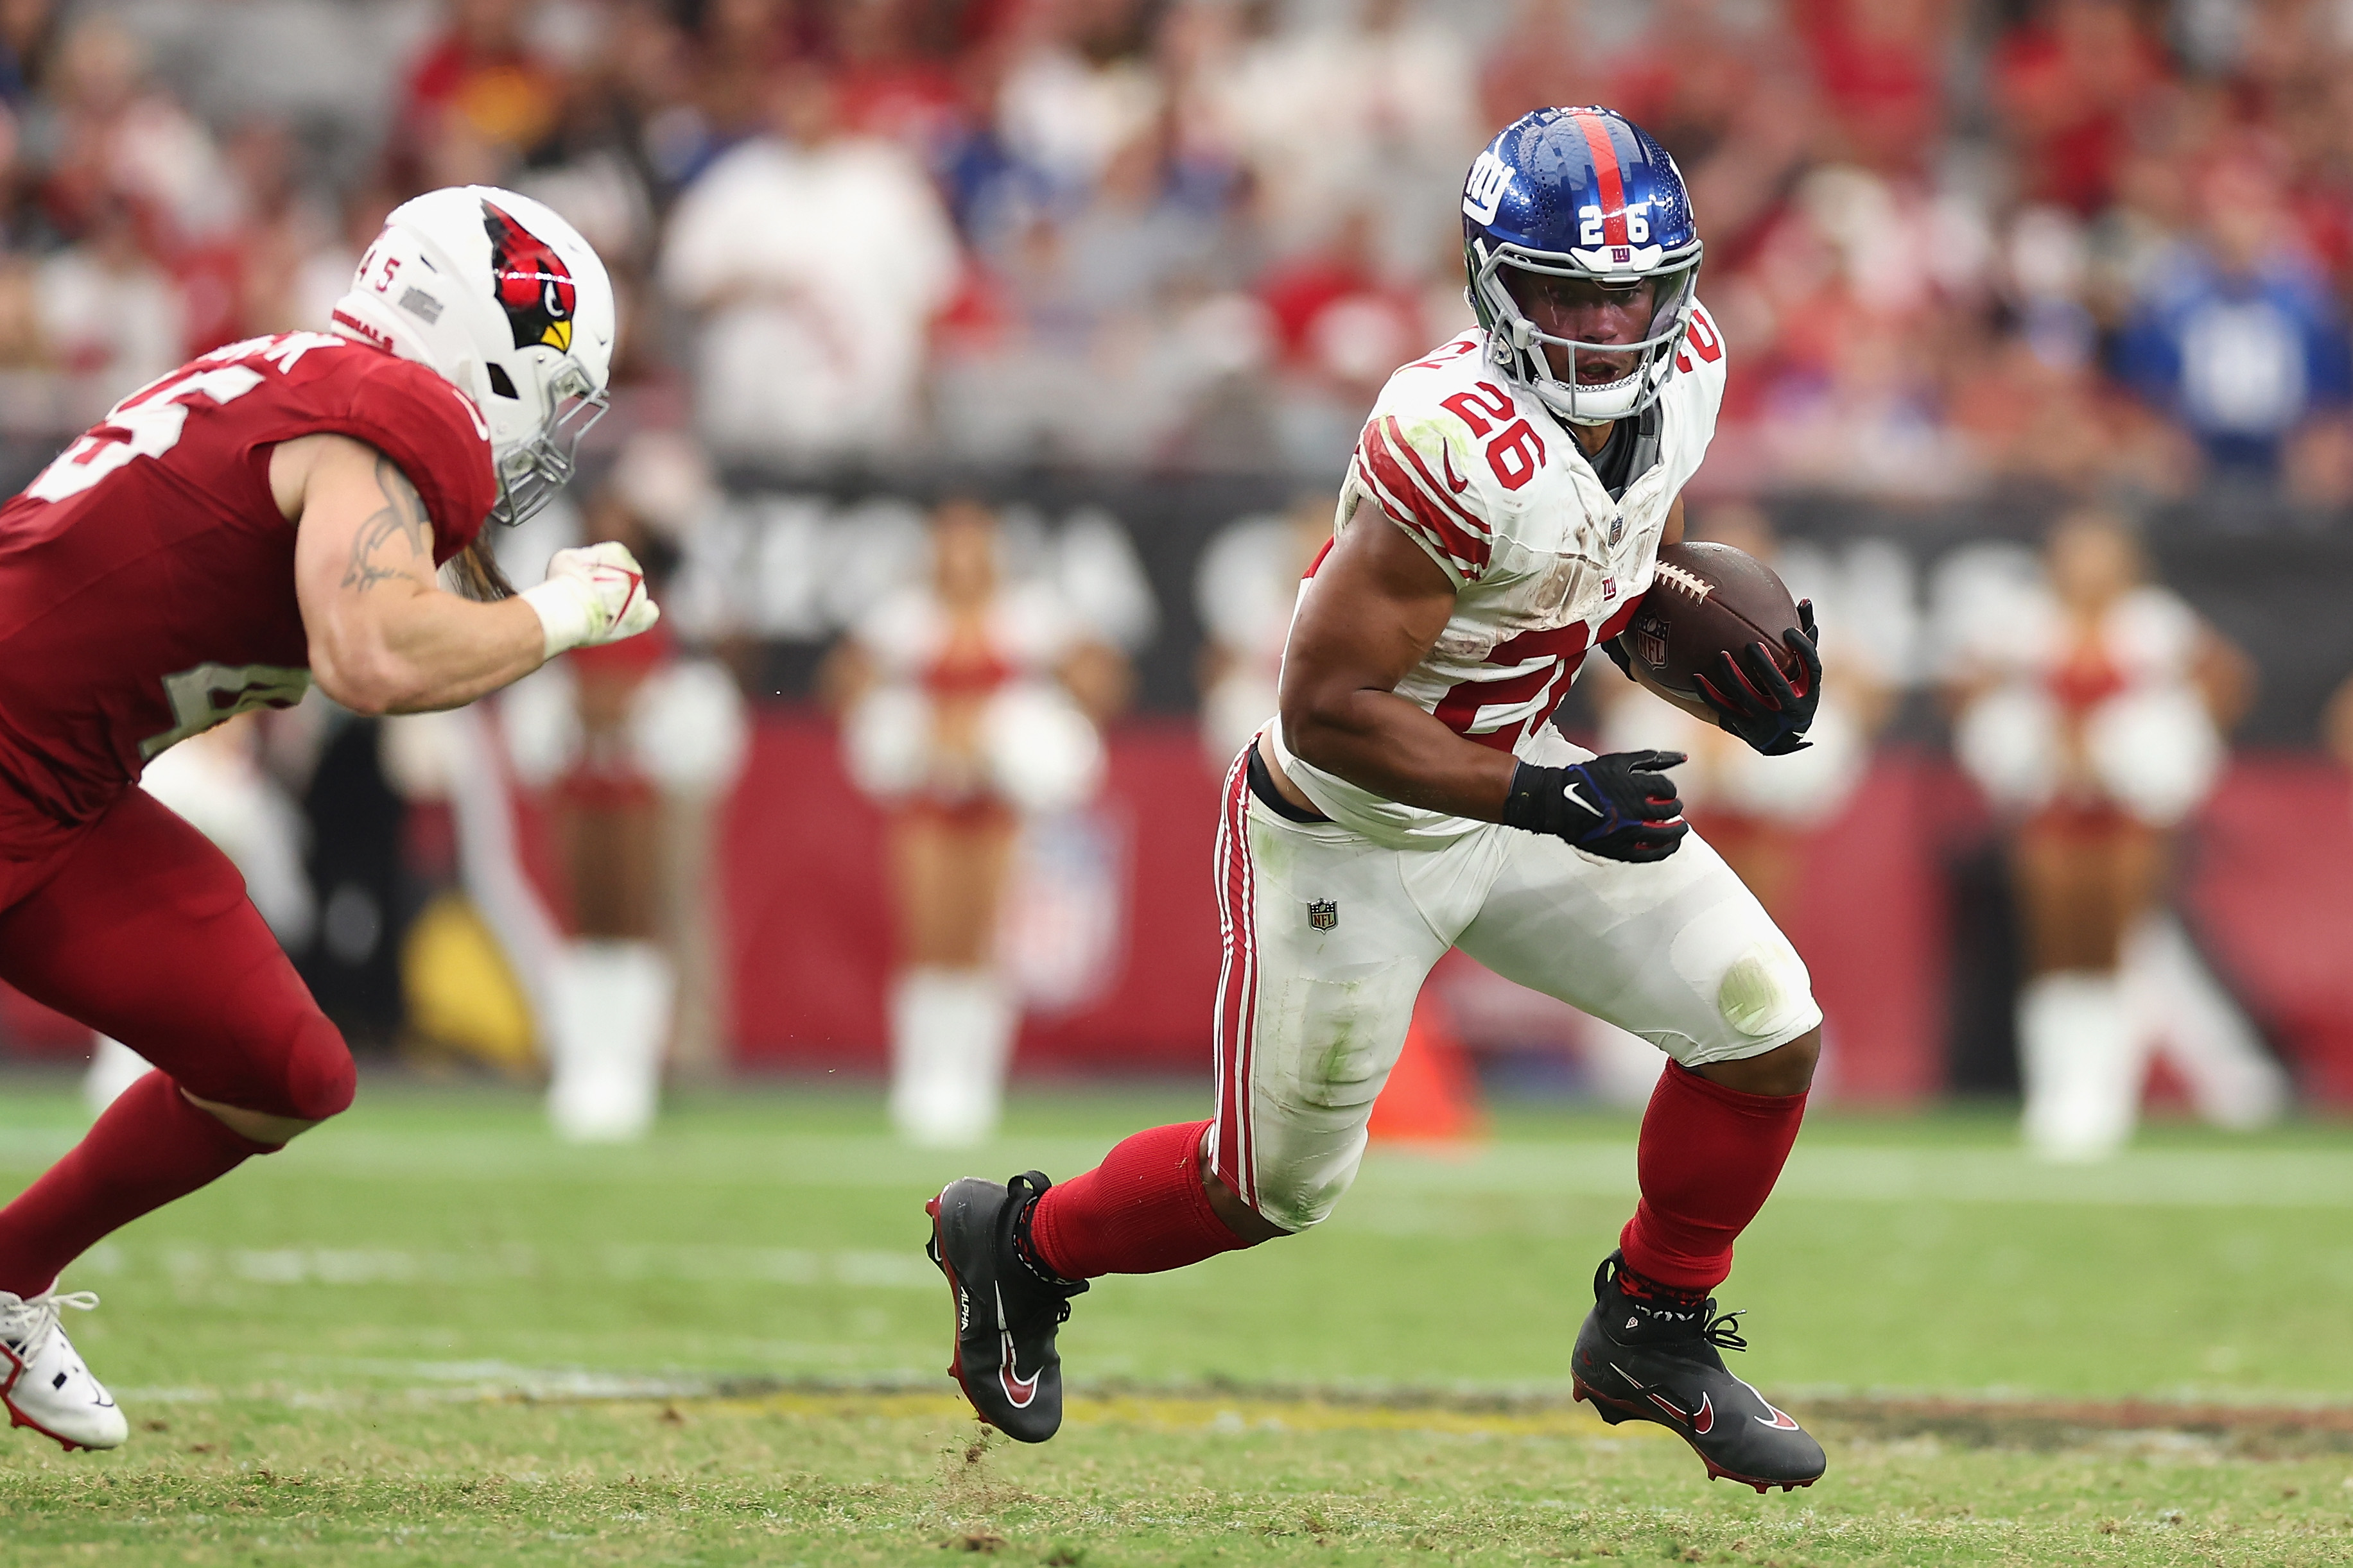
489, 354, 608, 528
1468, 237, 1701, 426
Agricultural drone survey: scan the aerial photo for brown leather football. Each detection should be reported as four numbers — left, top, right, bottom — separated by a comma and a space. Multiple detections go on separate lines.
1622, 540, 1808, 703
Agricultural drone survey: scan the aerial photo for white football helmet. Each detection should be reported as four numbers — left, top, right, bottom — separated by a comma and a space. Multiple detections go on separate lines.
329, 185, 615, 527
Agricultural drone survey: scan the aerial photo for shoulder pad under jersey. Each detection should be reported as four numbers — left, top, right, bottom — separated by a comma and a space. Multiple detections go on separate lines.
1350, 333, 1563, 585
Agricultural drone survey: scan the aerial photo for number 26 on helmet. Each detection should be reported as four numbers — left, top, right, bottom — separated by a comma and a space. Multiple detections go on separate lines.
1461, 107, 1703, 428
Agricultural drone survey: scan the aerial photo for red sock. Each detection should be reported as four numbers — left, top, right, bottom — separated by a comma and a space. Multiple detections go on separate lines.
1027, 1120, 1251, 1280
1619, 1062, 1807, 1293
0, 1072, 277, 1297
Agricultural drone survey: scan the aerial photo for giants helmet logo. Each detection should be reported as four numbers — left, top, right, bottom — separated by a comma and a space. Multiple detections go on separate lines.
482, 201, 576, 354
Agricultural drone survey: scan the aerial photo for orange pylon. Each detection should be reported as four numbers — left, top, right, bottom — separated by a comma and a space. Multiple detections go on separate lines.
1368, 991, 1486, 1144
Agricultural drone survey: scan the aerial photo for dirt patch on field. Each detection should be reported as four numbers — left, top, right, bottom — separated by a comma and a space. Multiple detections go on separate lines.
496, 1372, 2353, 1456
1801, 1396, 2353, 1456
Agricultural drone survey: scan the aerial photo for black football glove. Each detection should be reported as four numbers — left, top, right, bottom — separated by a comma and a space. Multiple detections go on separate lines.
1501, 750, 1689, 863
1695, 599, 1821, 757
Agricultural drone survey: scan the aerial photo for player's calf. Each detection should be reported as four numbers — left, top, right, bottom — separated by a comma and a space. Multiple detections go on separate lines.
1571, 1252, 1823, 1492
0, 1289, 125, 1452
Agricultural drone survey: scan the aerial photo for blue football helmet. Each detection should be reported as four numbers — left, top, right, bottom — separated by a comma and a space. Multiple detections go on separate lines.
1462, 107, 1703, 426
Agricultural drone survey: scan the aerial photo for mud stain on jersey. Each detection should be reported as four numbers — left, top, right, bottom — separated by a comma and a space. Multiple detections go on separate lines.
1280, 962, 1417, 1115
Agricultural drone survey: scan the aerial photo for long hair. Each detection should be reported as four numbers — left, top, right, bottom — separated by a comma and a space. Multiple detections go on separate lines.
444, 535, 516, 601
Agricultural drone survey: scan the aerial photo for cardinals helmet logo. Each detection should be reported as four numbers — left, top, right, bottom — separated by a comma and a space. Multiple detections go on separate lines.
482, 201, 576, 354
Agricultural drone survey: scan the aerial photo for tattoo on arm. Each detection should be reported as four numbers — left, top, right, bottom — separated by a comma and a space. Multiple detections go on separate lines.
340, 456, 434, 594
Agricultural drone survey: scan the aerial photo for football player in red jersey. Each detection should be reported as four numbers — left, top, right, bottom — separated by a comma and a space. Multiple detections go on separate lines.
0, 185, 659, 1451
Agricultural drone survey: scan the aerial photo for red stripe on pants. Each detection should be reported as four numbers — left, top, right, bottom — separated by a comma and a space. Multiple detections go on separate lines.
1210, 745, 1260, 1209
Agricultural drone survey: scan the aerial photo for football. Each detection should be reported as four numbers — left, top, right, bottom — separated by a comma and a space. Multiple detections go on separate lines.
1621, 540, 1809, 703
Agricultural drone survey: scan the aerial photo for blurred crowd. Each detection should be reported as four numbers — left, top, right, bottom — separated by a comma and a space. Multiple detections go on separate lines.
0, 0, 2336, 1139
0, 0, 2350, 497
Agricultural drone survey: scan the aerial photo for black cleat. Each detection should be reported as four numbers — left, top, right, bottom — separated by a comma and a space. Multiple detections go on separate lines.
925, 1172, 1086, 1443
1570, 1251, 1826, 1492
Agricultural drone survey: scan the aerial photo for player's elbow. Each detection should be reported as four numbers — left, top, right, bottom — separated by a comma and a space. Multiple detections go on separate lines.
1278, 680, 1359, 773
309, 660, 397, 718
307, 632, 414, 717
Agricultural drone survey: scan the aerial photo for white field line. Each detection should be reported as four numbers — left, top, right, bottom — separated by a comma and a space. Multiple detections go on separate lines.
101, 1372, 2353, 1442
74, 1241, 941, 1289
1353, 1142, 2353, 1209
0, 1128, 1133, 1184
8, 1127, 2349, 1208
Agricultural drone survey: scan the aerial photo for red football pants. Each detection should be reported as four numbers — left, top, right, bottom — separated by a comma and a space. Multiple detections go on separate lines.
0, 785, 353, 1121
0, 784, 354, 1294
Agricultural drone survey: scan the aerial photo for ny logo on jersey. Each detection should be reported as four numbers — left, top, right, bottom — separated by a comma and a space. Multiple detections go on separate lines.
1308, 900, 1339, 932
1463, 151, 1515, 225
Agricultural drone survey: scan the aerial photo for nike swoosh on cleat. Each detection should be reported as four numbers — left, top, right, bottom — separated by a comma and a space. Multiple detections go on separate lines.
1693, 1393, 1713, 1434
1732, 1372, 1802, 1430
998, 1328, 1041, 1408
993, 1285, 1041, 1408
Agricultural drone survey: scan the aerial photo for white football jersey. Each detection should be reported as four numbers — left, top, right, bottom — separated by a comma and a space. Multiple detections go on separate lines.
1271, 306, 1730, 847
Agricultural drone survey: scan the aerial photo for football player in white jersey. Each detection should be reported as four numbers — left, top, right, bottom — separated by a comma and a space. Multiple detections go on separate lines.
926, 108, 1829, 1492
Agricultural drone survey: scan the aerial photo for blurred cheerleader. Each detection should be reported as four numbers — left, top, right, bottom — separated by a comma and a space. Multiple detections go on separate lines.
436, 439, 750, 1142
828, 499, 1126, 1147
1951, 510, 2286, 1160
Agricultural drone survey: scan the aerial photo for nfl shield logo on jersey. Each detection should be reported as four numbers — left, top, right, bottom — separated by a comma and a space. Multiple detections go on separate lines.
1308, 900, 1339, 931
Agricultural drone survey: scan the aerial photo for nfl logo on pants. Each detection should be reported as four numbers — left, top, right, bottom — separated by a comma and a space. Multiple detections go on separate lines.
1308, 900, 1339, 931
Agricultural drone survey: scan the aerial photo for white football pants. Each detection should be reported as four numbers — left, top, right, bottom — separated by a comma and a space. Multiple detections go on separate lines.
1207, 746, 1821, 1233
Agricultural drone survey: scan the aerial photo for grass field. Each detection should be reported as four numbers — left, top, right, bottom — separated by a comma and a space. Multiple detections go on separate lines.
0, 1078, 2349, 1565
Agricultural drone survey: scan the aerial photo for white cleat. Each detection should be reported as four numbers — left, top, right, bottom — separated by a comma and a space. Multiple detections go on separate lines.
0, 1290, 126, 1451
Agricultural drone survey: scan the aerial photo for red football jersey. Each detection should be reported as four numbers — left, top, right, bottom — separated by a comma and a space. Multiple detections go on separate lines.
0, 332, 499, 825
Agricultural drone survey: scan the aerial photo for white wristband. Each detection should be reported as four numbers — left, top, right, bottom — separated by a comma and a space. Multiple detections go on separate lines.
521, 579, 593, 660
